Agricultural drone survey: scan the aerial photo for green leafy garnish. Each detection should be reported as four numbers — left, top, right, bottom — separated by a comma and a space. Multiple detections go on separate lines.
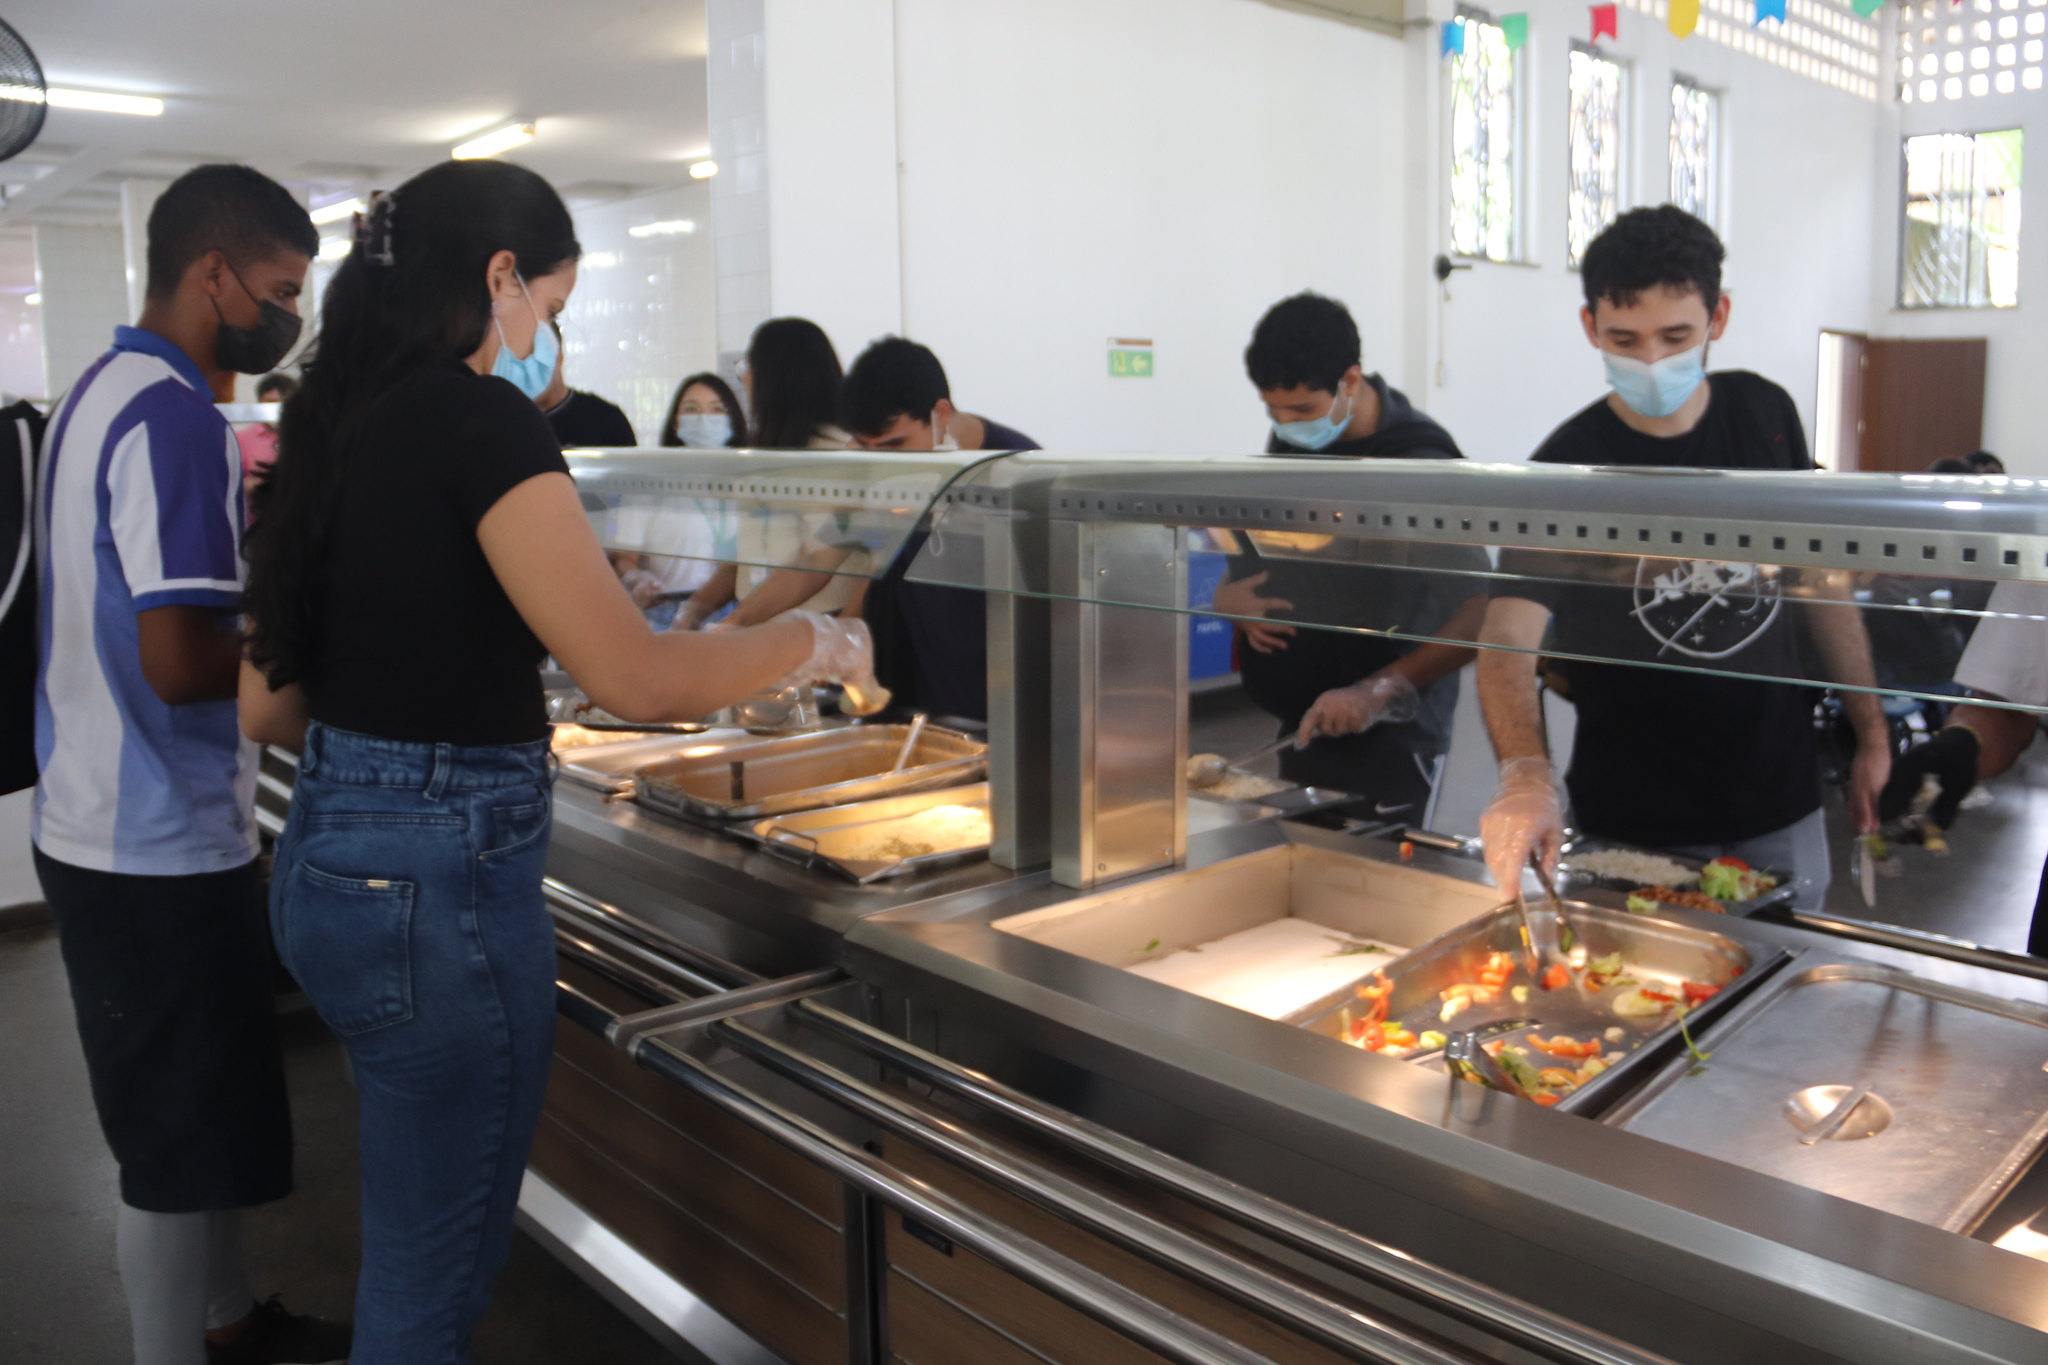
1142, 938, 1161, 954
1323, 935, 1388, 958
1675, 1001, 1712, 1065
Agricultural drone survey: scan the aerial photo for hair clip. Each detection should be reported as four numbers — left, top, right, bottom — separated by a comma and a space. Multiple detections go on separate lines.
355, 189, 398, 268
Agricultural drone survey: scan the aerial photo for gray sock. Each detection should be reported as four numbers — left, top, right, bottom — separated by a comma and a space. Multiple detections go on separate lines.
115, 1204, 207, 1365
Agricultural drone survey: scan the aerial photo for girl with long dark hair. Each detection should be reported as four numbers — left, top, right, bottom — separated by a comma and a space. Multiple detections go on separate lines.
239, 160, 875, 1364
660, 370, 747, 447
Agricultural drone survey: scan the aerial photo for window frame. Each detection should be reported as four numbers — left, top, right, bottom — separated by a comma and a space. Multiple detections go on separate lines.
1667, 75, 1723, 233
1565, 40, 1629, 272
1447, 4, 1530, 266
1895, 125, 2025, 311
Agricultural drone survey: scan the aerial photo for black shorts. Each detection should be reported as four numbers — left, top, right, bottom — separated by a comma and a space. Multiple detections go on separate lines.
34, 848, 293, 1212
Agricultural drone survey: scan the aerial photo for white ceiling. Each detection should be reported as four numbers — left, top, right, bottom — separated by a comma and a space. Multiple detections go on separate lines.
1, 0, 710, 241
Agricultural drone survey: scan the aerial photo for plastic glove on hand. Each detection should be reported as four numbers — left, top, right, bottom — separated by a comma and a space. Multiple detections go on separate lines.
784, 611, 890, 716
1296, 673, 1420, 746
1479, 756, 1564, 895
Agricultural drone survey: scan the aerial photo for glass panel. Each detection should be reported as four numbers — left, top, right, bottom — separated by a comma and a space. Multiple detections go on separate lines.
1901, 129, 2025, 308
904, 452, 2048, 715
566, 447, 988, 584
1668, 80, 1718, 224
1568, 47, 1625, 269
1449, 12, 1520, 262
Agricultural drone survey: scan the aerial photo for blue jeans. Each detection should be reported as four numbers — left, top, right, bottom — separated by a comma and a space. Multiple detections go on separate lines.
271, 723, 556, 1365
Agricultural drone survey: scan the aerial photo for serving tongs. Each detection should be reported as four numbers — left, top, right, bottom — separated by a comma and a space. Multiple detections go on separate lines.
1512, 856, 1576, 985
1443, 1017, 1543, 1099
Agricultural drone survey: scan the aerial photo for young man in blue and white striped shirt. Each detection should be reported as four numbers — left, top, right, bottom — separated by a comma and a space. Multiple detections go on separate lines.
35, 164, 347, 1365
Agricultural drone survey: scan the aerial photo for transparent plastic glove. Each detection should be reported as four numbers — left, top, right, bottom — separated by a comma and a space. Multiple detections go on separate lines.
1295, 671, 1420, 746
1479, 756, 1564, 894
783, 611, 890, 715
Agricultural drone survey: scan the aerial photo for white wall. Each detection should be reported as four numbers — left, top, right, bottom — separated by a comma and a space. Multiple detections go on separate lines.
0, 296, 45, 403
1874, 86, 2046, 470
1416, 0, 1887, 463
563, 183, 720, 441
886, 0, 1411, 453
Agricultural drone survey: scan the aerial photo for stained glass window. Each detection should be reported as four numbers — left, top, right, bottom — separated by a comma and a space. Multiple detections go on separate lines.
1669, 80, 1719, 227
1449, 11, 1521, 262
1901, 129, 2024, 308
1567, 45, 1625, 271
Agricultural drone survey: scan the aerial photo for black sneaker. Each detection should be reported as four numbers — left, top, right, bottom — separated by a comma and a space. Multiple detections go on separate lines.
206, 1295, 352, 1365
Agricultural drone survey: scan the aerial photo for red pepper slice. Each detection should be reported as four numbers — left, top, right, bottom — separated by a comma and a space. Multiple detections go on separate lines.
1707, 856, 1751, 871
1639, 988, 1677, 1004
1531, 1093, 1561, 1107
1681, 981, 1721, 1005
1541, 963, 1571, 992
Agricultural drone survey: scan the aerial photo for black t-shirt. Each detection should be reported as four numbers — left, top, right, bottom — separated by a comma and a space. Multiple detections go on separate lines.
1232, 378, 1487, 761
866, 418, 1039, 722
301, 363, 571, 746
546, 390, 638, 448
1509, 372, 1821, 845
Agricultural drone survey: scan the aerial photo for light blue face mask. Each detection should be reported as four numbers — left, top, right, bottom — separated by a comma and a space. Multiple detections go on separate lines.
491, 276, 558, 400
676, 412, 732, 447
1603, 344, 1706, 420
1271, 386, 1354, 452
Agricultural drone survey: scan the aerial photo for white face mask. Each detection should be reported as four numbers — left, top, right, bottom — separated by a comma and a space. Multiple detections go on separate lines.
676, 412, 732, 447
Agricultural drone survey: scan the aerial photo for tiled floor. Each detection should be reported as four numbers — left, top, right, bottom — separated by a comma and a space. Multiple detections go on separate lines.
0, 918, 675, 1365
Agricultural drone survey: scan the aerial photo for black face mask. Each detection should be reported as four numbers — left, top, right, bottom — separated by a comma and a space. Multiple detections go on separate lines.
212, 268, 302, 375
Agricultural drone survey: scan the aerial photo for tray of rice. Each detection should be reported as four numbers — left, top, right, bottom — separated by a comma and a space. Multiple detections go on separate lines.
735, 784, 994, 883
1560, 843, 1795, 916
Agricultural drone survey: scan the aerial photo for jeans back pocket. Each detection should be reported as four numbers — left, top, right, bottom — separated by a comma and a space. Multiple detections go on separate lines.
479, 794, 552, 862
281, 862, 415, 1036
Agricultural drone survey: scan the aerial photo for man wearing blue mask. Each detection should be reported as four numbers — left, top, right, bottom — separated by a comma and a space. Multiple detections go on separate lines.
1211, 293, 1487, 820
1476, 206, 1890, 908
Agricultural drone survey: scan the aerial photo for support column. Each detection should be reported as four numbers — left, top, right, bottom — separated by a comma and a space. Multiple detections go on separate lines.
32, 224, 127, 399
118, 177, 171, 322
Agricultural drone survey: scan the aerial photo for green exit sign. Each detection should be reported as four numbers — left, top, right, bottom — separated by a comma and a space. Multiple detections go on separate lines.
1108, 338, 1154, 377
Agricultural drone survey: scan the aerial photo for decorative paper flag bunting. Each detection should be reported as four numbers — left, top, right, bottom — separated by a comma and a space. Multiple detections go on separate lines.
1753, 0, 1786, 23
1669, 0, 1701, 37
1442, 18, 1466, 55
1591, 4, 1620, 42
1502, 12, 1531, 49
1851, 0, 1885, 14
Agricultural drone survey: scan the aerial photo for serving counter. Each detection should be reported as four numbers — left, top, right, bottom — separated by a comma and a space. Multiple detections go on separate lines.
263, 450, 2048, 1364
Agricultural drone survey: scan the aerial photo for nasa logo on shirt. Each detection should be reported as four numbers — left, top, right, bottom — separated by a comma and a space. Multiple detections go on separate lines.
1631, 559, 1783, 660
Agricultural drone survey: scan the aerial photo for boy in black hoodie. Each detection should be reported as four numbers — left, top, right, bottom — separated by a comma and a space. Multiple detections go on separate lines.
1211, 293, 1486, 819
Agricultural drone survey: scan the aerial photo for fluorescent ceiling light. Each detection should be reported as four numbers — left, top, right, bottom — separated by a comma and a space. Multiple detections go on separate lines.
317, 237, 352, 262
309, 197, 365, 226
453, 121, 536, 160
687, 160, 718, 180
0, 85, 165, 116
627, 219, 697, 238
23, 292, 39, 306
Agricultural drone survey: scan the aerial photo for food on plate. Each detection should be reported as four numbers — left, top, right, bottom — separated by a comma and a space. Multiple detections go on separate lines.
1699, 856, 1779, 902
1625, 886, 1725, 915
1194, 770, 1293, 801
550, 723, 660, 750
1565, 849, 1696, 887
842, 804, 992, 861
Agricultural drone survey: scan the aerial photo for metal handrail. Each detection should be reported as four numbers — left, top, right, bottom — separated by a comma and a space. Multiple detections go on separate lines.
1760, 907, 2048, 981
552, 979, 1281, 1365
792, 1000, 1673, 1365
553, 930, 695, 1008
718, 1019, 1480, 1365
541, 878, 748, 994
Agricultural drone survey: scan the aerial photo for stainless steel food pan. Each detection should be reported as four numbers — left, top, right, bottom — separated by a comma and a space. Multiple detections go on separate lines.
734, 784, 993, 884
630, 724, 985, 823
556, 731, 757, 794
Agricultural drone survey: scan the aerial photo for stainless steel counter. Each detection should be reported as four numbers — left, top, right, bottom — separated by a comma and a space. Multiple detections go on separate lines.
840, 821, 2048, 1364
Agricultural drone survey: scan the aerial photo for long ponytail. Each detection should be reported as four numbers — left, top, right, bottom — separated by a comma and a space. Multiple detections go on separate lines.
244, 159, 579, 685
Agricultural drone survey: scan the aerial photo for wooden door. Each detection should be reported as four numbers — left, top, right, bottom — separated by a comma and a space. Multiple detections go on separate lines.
1858, 337, 1988, 473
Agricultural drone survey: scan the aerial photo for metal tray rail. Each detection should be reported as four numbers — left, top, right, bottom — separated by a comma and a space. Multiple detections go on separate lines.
1289, 902, 1784, 1113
